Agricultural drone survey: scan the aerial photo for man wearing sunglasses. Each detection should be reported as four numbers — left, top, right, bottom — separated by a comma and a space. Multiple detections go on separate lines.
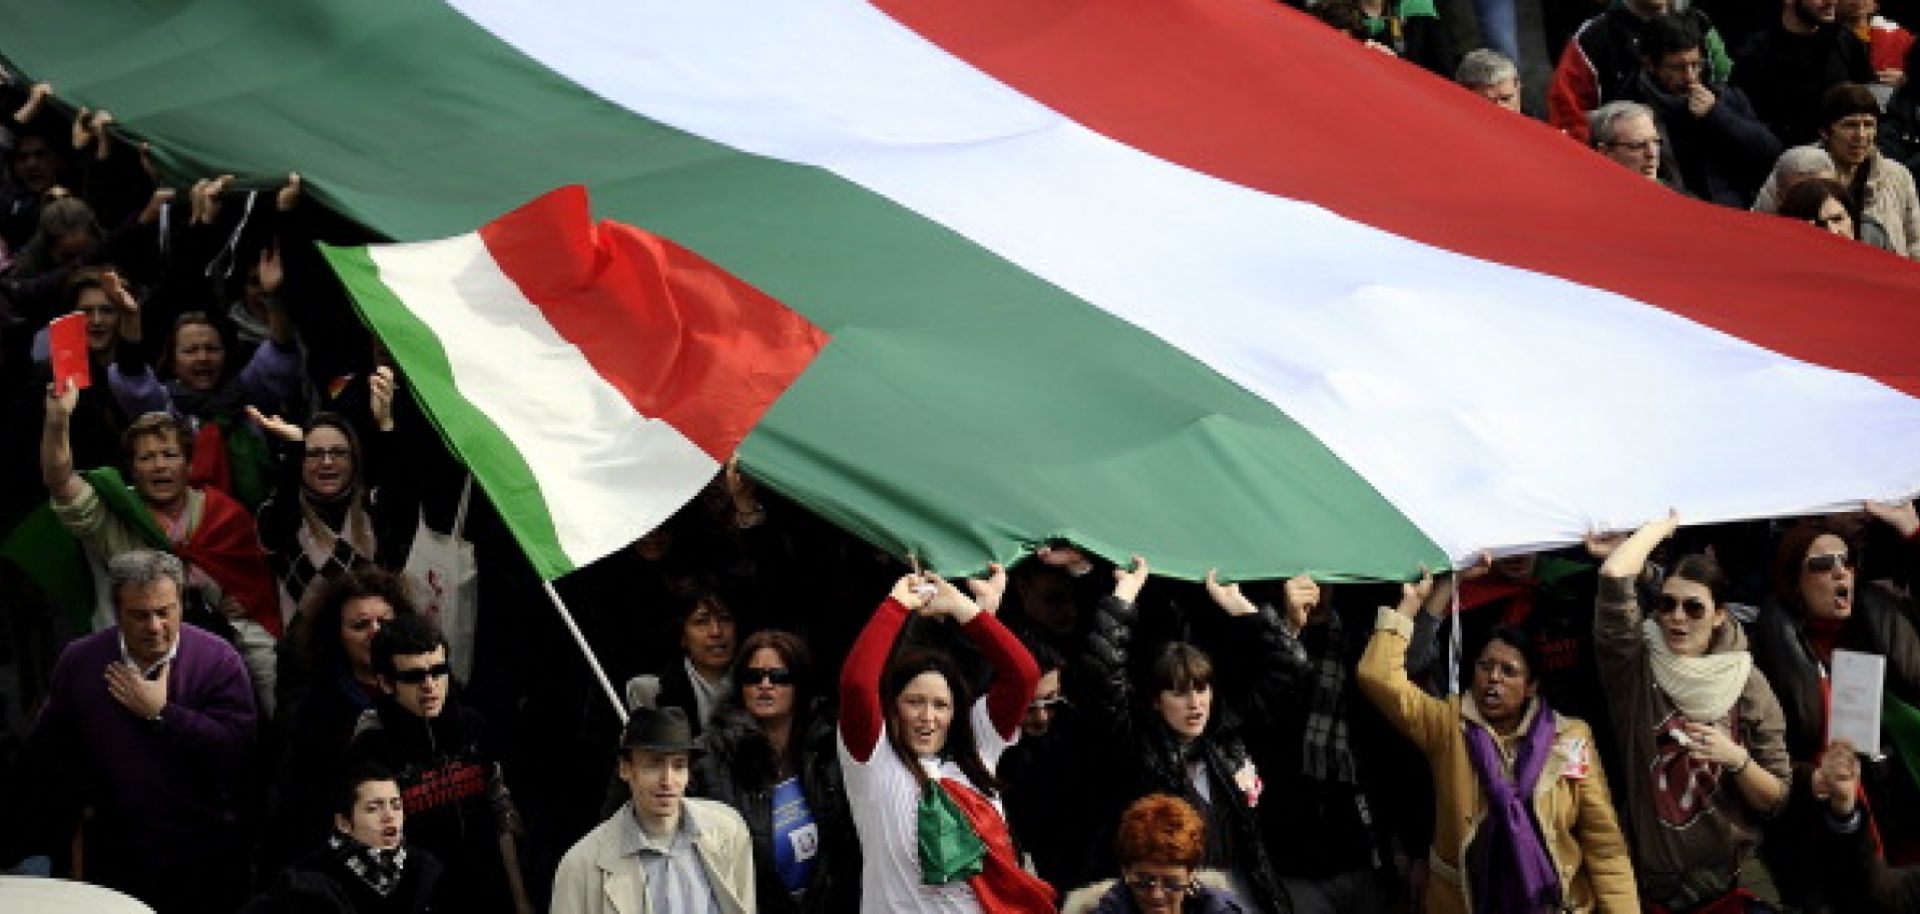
350, 613, 530, 913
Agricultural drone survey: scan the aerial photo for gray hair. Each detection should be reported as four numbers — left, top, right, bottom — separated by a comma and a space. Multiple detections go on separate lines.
1589, 101, 1656, 148
107, 549, 186, 605
1772, 145, 1836, 183
1456, 49, 1518, 87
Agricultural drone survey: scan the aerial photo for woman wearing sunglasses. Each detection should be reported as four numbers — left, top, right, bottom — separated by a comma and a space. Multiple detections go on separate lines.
1359, 568, 1637, 913
694, 629, 861, 913
1595, 512, 1791, 912
1748, 505, 1920, 908
1061, 794, 1249, 913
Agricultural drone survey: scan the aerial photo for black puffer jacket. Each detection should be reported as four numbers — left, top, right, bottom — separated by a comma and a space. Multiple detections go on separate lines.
693, 701, 861, 914
1073, 595, 1290, 914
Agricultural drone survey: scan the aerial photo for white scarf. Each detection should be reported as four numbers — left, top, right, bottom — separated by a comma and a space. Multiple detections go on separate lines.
1643, 619, 1751, 722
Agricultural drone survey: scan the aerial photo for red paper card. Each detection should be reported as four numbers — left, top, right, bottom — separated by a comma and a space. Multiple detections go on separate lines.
48, 313, 91, 391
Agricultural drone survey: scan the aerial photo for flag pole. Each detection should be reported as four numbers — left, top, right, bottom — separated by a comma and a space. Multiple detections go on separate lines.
541, 579, 629, 725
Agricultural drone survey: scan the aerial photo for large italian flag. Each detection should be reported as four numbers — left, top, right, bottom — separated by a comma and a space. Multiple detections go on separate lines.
11, 0, 1920, 581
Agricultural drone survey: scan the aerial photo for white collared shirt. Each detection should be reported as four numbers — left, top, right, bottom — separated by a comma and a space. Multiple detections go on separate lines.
118, 631, 179, 679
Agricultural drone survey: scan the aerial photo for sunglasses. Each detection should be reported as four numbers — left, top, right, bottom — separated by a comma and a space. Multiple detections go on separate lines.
1654, 594, 1711, 620
1124, 874, 1195, 895
1806, 552, 1855, 574
389, 663, 451, 685
741, 667, 794, 686
1028, 696, 1068, 713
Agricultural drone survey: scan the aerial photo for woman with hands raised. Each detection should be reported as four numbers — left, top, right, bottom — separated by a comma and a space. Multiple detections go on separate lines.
1074, 556, 1288, 913
250, 366, 415, 628
1593, 513, 1790, 912
837, 565, 1053, 912
1359, 567, 1636, 913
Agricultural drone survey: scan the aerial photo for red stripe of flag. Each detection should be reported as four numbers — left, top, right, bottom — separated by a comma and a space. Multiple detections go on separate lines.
477, 186, 830, 462
875, 0, 1920, 396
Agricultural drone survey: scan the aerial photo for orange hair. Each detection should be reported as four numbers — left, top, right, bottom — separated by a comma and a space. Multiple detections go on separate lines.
1114, 794, 1206, 867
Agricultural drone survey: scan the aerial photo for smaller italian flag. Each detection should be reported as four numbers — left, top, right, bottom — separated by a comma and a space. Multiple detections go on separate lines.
321, 186, 828, 580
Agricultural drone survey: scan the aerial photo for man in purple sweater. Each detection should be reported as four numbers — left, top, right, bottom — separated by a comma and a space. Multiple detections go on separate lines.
28, 548, 258, 913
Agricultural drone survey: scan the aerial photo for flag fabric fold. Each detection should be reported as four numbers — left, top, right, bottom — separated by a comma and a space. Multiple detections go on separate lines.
9, 0, 1920, 582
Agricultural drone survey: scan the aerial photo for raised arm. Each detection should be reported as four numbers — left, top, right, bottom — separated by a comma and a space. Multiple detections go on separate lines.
1597, 511, 1678, 582
1356, 568, 1455, 754
1073, 556, 1150, 743
955, 585, 1039, 741
39, 380, 84, 503
1593, 514, 1677, 672
1205, 569, 1314, 711
836, 578, 920, 764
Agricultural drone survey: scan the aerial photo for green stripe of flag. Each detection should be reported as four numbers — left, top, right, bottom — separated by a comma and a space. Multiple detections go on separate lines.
6, 0, 1446, 580
320, 244, 574, 577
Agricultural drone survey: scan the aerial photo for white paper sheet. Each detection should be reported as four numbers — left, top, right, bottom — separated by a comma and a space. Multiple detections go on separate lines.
1830, 649, 1887, 757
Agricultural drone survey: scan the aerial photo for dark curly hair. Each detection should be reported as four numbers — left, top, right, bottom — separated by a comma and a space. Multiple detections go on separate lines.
303, 567, 418, 675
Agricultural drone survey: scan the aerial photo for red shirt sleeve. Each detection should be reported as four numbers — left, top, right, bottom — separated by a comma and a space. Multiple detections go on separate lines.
838, 597, 910, 763
962, 611, 1040, 742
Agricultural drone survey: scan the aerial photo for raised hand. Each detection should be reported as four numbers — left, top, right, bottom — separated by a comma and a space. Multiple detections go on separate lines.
70, 106, 92, 150
89, 110, 114, 159
257, 244, 284, 295
889, 572, 936, 612
14, 81, 51, 124
139, 188, 177, 226
1864, 499, 1920, 539
245, 406, 304, 443
1034, 542, 1093, 576
276, 172, 303, 212
1283, 573, 1320, 630
1203, 568, 1259, 618
1394, 565, 1434, 618
1112, 554, 1149, 604
1598, 510, 1680, 579
369, 365, 397, 432
918, 573, 983, 625
965, 562, 1008, 616
1583, 530, 1627, 561
44, 377, 80, 421
100, 269, 137, 313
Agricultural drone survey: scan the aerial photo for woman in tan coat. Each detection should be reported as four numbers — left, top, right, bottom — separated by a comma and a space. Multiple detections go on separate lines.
1359, 569, 1638, 914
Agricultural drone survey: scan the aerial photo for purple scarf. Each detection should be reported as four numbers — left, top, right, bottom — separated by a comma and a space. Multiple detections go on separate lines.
1463, 702, 1562, 914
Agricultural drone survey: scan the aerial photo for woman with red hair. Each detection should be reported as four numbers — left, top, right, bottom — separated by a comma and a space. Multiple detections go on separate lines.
1062, 794, 1249, 913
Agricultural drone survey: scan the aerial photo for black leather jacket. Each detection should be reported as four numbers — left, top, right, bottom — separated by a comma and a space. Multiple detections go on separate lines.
1073, 594, 1291, 913
693, 700, 861, 914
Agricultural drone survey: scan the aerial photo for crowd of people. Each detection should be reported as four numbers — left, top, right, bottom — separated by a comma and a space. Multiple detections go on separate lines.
2, 0, 1920, 911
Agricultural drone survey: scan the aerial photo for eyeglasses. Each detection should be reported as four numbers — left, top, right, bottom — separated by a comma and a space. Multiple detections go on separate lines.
1474, 658, 1525, 680
1655, 594, 1711, 620
1124, 874, 1195, 895
389, 663, 451, 685
1605, 138, 1662, 153
1807, 552, 1855, 573
304, 446, 352, 463
741, 667, 794, 686
1027, 696, 1067, 713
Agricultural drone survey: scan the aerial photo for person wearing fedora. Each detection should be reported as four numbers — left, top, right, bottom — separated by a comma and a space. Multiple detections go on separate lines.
552, 706, 757, 914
